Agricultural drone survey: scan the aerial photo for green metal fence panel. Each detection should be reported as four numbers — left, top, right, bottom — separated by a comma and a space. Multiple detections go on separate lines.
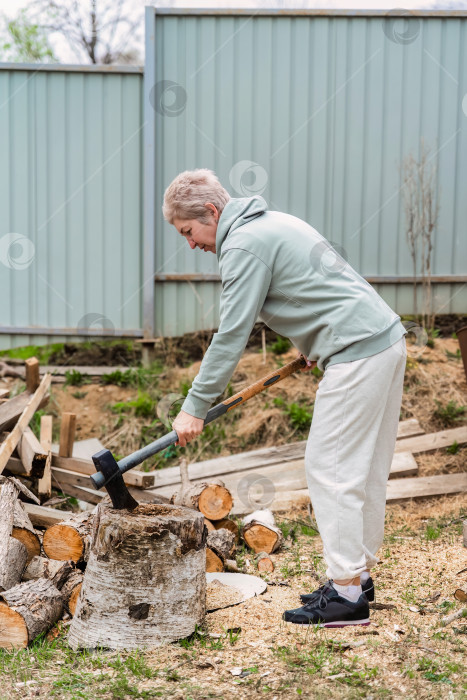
0, 64, 143, 349
146, 8, 467, 337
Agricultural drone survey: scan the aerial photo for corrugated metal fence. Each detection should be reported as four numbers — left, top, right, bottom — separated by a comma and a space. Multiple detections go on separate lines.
147, 8, 467, 337
1, 9, 466, 347
0, 64, 143, 349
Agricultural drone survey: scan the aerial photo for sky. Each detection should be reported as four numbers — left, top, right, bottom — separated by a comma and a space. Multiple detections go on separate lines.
0, 0, 465, 64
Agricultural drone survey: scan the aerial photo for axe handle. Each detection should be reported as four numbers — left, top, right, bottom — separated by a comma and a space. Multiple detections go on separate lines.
91, 355, 306, 489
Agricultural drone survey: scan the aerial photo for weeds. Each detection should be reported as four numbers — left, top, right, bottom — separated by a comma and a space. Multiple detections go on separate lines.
64, 369, 91, 387
433, 400, 466, 426
273, 397, 313, 432
270, 335, 291, 355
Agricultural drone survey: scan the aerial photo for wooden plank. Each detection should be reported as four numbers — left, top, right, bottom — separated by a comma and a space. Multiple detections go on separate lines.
59, 413, 77, 458
394, 426, 467, 454
386, 472, 467, 502
233, 472, 467, 514
23, 503, 75, 528
0, 389, 10, 400
0, 374, 52, 475
150, 451, 418, 504
4, 454, 154, 489
39, 365, 131, 376
0, 390, 50, 433
148, 420, 423, 489
396, 418, 424, 439
25, 357, 40, 393
38, 416, 53, 500
17, 426, 48, 477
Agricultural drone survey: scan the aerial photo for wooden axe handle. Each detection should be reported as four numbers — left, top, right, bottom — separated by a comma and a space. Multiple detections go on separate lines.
91, 355, 306, 489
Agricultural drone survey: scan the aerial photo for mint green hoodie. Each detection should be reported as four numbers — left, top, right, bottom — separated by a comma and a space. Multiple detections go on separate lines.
181, 196, 406, 419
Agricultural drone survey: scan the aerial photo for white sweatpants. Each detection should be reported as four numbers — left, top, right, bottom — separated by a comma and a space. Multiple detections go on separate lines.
305, 337, 406, 581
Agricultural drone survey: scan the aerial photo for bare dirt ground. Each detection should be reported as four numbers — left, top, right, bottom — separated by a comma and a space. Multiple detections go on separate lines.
0, 335, 466, 698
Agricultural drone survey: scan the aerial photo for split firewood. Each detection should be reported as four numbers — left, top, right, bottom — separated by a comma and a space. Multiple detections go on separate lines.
68, 503, 206, 650
0, 373, 52, 475
225, 559, 243, 573
441, 607, 467, 627
242, 509, 283, 554
1, 538, 28, 592
213, 518, 240, 543
43, 510, 95, 563
16, 427, 48, 478
61, 570, 84, 615
0, 479, 21, 590
0, 389, 50, 434
206, 529, 236, 573
12, 500, 41, 563
256, 551, 275, 573
22, 556, 74, 590
204, 518, 215, 532
454, 586, 467, 603
0, 475, 40, 505
172, 459, 233, 521
0, 578, 63, 649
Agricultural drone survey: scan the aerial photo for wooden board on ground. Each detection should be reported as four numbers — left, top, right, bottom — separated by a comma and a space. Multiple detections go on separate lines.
146, 420, 423, 490
149, 451, 418, 504
51, 438, 105, 461
394, 426, 467, 455
239, 472, 467, 514
0, 389, 50, 434
23, 504, 74, 529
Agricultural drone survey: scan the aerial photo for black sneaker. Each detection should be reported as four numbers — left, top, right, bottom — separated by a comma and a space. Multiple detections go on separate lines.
300, 577, 375, 604
283, 582, 370, 628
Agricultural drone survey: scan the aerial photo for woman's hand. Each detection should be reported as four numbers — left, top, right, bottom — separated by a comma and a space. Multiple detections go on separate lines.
298, 352, 317, 373
172, 410, 205, 447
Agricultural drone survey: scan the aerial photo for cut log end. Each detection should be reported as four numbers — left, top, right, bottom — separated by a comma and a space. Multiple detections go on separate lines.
43, 524, 84, 563
243, 522, 283, 554
68, 584, 82, 616
256, 552, 274, 573
198, 484, 233, 521
206, 549, 224, 573
0, 602, 28, 649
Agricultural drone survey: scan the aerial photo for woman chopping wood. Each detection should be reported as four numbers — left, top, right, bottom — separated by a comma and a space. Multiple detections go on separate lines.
163, 168, 407, 628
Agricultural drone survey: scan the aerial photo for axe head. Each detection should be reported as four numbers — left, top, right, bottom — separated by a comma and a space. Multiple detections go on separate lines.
92, 449, 139, 511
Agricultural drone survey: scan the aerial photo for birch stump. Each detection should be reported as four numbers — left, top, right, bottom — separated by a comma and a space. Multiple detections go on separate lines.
43, 510, 94, 563
0, 578, 63, 648
1, 538, 28, 591
68, 503, 206, 650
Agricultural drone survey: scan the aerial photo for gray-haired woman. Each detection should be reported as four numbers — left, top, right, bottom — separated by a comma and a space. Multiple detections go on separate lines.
163, 168, 407, 628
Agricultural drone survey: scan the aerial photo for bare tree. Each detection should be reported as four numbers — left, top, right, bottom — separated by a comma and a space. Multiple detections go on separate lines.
402, 139, 440, 332
27, 0, 143, 65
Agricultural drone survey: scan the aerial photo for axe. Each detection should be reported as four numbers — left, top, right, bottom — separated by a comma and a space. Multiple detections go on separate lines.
91, 356, 306, 509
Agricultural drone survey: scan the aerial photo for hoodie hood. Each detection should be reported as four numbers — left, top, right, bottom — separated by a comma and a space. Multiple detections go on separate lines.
216, 196, 267, 259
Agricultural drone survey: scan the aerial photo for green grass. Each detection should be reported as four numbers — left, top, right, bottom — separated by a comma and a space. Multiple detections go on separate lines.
0, 343, 65, 364
433, 400, 466, 426
270, 335, 291, 355
112, 393, 156, 419
64, 369, 92, 387
273, 397, 313, 432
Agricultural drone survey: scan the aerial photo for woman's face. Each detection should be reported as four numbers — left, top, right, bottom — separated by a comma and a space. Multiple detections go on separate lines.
173, 204, 219, 254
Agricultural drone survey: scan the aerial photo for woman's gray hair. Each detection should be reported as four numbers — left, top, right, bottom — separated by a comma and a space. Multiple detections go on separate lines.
162, 169, 230, 224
